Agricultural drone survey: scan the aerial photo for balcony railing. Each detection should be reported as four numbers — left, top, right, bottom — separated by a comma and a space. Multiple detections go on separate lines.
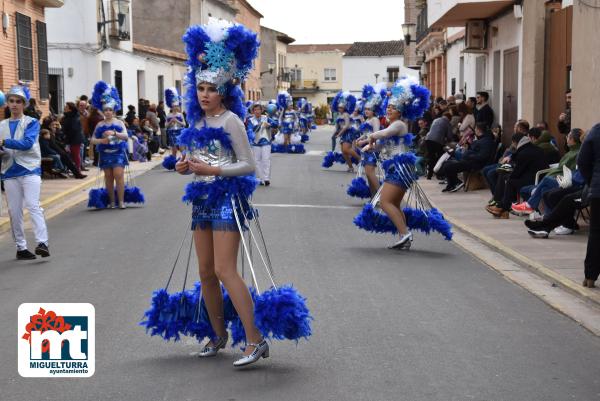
416, 5, 429, 44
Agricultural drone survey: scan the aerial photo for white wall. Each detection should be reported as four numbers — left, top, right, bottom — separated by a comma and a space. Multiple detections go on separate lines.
342, 56, 418, 96
46, 0, 97, 45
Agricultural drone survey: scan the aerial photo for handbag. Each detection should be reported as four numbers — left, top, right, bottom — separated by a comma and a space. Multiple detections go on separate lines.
556, 166, 573, 189
433, 152, 451, 173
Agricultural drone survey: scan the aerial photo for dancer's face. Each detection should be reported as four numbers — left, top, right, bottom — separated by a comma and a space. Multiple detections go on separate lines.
386, 105, 400, 121
253, 106, 262, 118
103, 107, 114, 119
365, 108, 374, 118
7, 96, 25, 117
197, 82, 222, 114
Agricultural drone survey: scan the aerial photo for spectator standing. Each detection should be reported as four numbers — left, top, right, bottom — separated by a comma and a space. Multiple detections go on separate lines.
78, 99, 90, 170
125, 105, 137, 126
557, 90, 571, 136
24, 98, 42, 120
424, 112, 453, 179
157, 101, 167, 148
577, 123, 600, 288
0, 85, 50, 259
474, 91, 494, 130
61, 102, 85, 171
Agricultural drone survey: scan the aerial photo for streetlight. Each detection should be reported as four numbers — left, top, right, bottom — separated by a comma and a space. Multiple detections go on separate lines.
98, 0, 131, 40
260, 62, 275, 77
402, 23, 417, 44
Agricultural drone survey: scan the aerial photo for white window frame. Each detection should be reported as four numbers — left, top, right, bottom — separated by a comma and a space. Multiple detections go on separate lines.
324, 68, 337, 82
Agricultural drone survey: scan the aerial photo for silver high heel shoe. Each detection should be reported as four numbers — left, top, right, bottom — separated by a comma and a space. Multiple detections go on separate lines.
388, 231, 413, 250
233, 339, 269, 367
198, 333, 228, 357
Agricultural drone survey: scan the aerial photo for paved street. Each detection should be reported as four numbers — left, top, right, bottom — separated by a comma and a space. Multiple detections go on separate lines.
1, 127, 599, 401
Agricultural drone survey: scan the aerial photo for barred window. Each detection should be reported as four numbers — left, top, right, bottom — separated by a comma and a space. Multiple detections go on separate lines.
16, 13, 34, 81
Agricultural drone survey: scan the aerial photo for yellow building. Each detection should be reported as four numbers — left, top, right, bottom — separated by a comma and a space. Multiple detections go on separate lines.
287, 44, 351, 107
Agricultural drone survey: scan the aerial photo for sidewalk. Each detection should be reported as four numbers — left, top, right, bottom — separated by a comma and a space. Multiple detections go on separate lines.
419, 179, 600, 306
0, 158, 163, 234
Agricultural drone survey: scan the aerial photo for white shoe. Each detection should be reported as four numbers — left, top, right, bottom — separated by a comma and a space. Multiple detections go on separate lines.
528, 211, 543, 221
554, 225, 574, 235
388, 232, 413, 250
198, 334, 228, 357
233, 339, 269, 367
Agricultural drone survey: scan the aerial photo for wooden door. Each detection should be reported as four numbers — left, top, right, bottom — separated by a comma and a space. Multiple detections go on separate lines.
502, 48, 519, 145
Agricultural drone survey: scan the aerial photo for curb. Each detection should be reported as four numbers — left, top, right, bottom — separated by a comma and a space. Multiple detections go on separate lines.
0, 160, 162, 234
444, 213, 600, 307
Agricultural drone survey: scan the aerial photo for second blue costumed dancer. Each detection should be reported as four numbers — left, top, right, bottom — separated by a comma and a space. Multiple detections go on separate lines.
162, 19, 311, 367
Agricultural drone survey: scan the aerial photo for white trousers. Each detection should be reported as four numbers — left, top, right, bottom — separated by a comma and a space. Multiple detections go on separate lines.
252, 145, 271, 182
4, 175, 49, 250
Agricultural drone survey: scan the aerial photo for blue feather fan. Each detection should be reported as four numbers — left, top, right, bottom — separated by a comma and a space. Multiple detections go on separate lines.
162, 155, 177, 170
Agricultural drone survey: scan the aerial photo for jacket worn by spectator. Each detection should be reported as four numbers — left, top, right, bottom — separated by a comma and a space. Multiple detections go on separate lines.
558, 108, 571, 135
474, 103, 494, 129
577, 123, 600, 198
536, 130, 560, 165
425, 116, 453, 145
461, 131, 496, 170
39, 136, 58, 157
510, 137, 548, 183
62, 110, 84, 145
546, 142, 580, 178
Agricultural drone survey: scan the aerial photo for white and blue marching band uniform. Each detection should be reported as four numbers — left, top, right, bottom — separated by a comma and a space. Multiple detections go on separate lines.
354, 77, 453, 241
140, 18, 312, 351
247, 110, 277, 184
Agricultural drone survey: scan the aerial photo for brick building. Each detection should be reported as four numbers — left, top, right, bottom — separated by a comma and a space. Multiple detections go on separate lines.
230, 0, 262, 101
0, 0, 64, 118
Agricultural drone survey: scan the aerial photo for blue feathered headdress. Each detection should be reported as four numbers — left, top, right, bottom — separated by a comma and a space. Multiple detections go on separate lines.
165, 87, 182, 109
91, 80, 121, 112
182, 18, 259, 125
277, 90, 292, 110
388, 76, 430, 120
331, 91, 357, 114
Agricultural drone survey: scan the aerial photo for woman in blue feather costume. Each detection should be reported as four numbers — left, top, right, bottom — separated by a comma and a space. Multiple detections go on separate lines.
146, 18, 312, 368
89, 80, 136, 209
354, 77, 440, 249
332, 91, 359, 172
163, 87, 186, 170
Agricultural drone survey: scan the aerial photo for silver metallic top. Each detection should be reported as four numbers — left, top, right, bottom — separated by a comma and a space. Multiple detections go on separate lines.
335, 112, 350, 133
190, 110, 255, 181
368, 120, 408, 160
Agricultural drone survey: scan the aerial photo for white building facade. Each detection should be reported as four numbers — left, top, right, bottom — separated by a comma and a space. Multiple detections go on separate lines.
46, 0, 187, 113
342, 41, 418, 97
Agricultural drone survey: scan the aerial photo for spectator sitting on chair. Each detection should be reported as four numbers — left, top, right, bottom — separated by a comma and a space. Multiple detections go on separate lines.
529, 126, 560, 165
512, 128, 583, 215
440, 122, 496, 193
39, 129, 67, 177
485, 131, 548, 219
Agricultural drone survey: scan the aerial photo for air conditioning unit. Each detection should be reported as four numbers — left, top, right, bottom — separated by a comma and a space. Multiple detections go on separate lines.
465, 20, 487, 51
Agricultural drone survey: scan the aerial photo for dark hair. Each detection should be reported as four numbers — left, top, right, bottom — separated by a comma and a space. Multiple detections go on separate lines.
528, 127, 542, 139
570, 128, 583, 144
536, 121, 549, 130
442, 112, 452, 120
80, 95, 88, 101
435, 97, 444, 104
438, 99, 448, 107
457, 102, 469, 115
566, 89, 571, 94
29, 98, 38, 106
40, 128, 51, 137
448, 105, 458, 116
128, 105, 135, 111
516, 120, 530, 132
476, 91, 489, 101
468, 96, 477, 104
476, 122, 489, 133
65, 101, 77, 113
511, 132, 525, 144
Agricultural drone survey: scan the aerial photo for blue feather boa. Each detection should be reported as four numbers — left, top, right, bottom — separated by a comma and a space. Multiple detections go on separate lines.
177, 126, 232, 151
354, 204, 453, 239
141, 282, 312, 345
162, 155, 178, 170
182, 175, 258, 207
347, 177, 372, 199
87, 186, 145, 208
322, 151, 359, 168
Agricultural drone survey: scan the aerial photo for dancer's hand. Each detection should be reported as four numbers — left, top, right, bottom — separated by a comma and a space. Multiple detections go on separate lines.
103, 130, 115, 138
175, 153, 189, 174
188, 157, 220, 176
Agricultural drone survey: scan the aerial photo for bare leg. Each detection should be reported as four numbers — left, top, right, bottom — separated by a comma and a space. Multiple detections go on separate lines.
213, 230, 262, 355
365, 164, 380, 196
379, 183, 409, 235
284, 134, 290, 146
104, 168, 115, 207
193, 228, 227, 341
113, 166, 125, 207
341, 143, 354, 170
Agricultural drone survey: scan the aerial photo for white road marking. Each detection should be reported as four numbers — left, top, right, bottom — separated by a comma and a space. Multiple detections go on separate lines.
253, 203, 360, 210
305, 150, 326, 156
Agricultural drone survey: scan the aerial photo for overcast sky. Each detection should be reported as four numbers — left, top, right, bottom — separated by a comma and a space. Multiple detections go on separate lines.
248, 0, 405, 44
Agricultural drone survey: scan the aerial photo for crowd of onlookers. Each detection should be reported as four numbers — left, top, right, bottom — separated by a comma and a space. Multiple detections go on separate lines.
1, 95, 183, 180
412, 89, 599, 287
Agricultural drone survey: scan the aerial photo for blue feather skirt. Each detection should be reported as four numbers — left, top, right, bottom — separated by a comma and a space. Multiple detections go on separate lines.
347, 177, 372, 199
140, 282, 312, 345
382, 153, 418, 190
271, 144, 306, 154
166, 128, 181, 147
321, 151, 359, 168
162, 154, 178, 170
87, 186, 145, 208
340, 129, 359, 145
361, 151, 379, 166
98, 150, 128, 169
